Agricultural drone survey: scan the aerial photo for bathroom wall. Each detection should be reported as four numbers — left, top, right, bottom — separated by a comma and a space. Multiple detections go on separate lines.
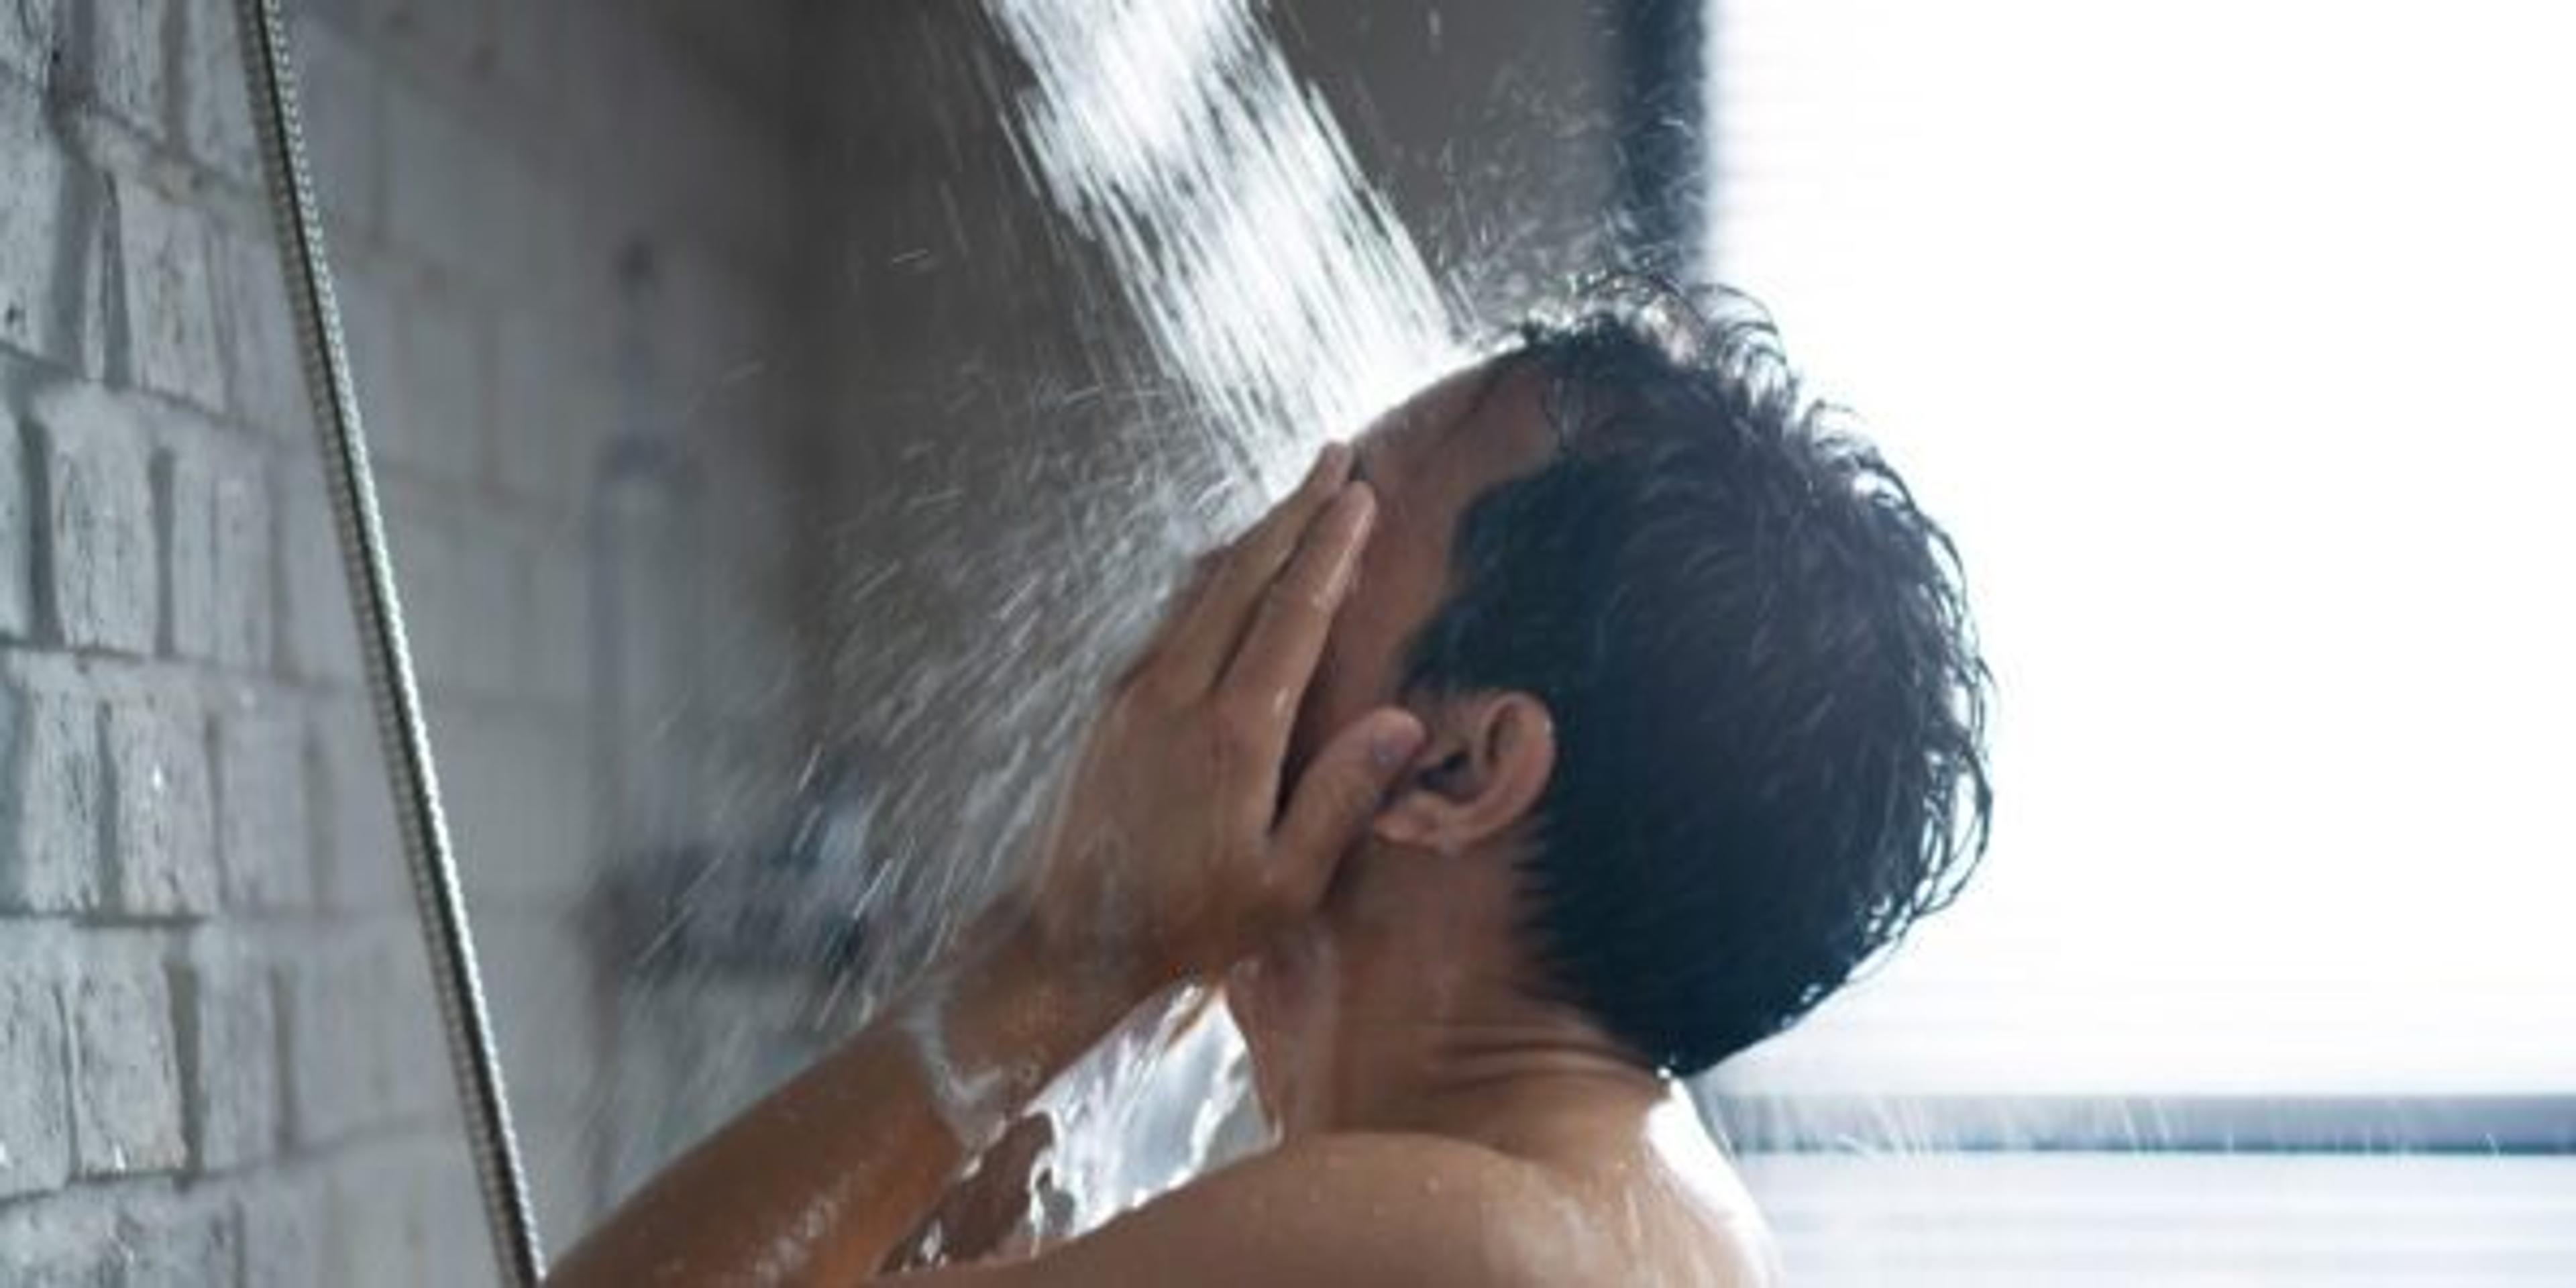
0, 1, 825, 1282
3, 0, 1635, 1279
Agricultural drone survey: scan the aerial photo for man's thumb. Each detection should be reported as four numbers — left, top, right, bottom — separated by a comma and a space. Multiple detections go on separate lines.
1277, 708, 1426, 870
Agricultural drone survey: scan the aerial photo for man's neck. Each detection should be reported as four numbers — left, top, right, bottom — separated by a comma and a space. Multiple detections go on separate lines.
1293, 941, 1667, 1151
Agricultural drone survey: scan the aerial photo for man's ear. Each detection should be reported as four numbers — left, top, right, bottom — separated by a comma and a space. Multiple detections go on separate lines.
1372, 692, 1556, 852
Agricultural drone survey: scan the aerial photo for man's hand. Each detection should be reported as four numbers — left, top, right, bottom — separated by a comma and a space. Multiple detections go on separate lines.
1028, 443, 1426, 994
552, 444, 1424, 1288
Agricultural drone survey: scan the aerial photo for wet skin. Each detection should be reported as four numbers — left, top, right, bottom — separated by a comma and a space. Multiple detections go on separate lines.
1232, 359, 1781, 1284
549, 362, 1776, 1287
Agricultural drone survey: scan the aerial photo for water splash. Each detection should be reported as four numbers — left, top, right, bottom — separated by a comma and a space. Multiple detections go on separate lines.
1024, 985, 1265, 1240
987, 0, 1464, 492
936, 0, 1462, 1243
764, 0, 1466, 1252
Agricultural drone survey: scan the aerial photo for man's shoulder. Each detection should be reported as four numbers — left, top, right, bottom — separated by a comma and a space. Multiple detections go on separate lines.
996, 1128, 1771, 1287
1228, 1130, 1777, 1287
1247, 1129, 1574, 1213
1254, 1126, 1544, 1174
958, 1131, 1544, 1286
1170, 1130, 1585, 1283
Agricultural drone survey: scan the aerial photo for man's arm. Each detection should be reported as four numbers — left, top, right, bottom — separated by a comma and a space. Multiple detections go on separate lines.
549, 444, 1424, 1285
547, 901, 1133, 1286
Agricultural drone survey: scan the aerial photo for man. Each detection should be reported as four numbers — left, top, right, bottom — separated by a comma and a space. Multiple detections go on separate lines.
554, 280, 1992, 1285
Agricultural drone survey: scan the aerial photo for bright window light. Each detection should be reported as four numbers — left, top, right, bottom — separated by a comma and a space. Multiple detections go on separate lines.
1703, 0, 2576, 1097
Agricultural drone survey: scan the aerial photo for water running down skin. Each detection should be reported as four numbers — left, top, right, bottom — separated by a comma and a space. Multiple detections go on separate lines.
549, 364, 1781, 1286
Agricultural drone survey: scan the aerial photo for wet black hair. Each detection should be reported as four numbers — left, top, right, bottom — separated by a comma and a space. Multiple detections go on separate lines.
1400, 276, 1993, 1076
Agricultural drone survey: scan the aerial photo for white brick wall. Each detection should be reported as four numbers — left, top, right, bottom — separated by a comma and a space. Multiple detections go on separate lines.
0, 0, 824, 1281
0, 402, 29, 635
211, 694, 309, 911
178, 941, 280, 1173
0, 966, 72, 1197
35, 386, 158, 654
67, 944, 186, 1177
103, 684, 218, 916
1, 661, 107, 911
115, 176, 229, 413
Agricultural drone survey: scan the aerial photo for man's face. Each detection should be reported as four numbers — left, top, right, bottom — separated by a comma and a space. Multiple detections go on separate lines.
1285, 358, 1560, 782
1234, 357, 1560, 1128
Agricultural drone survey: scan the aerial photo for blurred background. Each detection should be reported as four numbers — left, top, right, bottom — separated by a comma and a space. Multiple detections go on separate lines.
1, 0, 2569, 1283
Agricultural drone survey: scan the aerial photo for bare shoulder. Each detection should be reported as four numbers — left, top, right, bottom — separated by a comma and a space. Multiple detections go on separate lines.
945, 1132, 1582, 1287
945, 1131, 1772, 1288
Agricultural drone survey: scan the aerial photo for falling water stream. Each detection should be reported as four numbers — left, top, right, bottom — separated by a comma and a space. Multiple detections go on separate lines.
825, 0, 1472, 1252
983, 0, 1465, 1239
986, 0, 1463, 484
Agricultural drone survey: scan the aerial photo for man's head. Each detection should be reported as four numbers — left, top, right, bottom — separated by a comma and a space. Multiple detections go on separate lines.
1247, 278, 1992, 1094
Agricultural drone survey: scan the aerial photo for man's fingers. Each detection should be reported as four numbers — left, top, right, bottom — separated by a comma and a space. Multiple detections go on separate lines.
1118, 549, 1224, 688
1218, 482, 1375, 721
1273, 708, 1426, 893
1153, 443, 1353, 696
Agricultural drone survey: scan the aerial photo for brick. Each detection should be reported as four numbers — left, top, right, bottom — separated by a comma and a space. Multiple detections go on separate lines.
154, 427, 277, 669
276, 457, 360, 683
278, 947, 368, 1144
237, 1175, 325, 1288
75, 0, 171, 140
111, 1191, 241, 1288
281, 929, 443, 1146
0, 94, 111, 374
178, 946, 278, 1171
0, 971, 72, 1198
325, 1147, 433, 1288
69, 952, 186, 1176
158, 434, 214, 659
182, 0, 257, 181
211, 451, 272, 667
1, 411, 28, 637
311, 703, 400, 912
105, 688, 217, 916
116, 176, 229, 412
1, 1, 60, 84
364, 930, 447, 1123
0, 1193, 117, 1287
36, 384, 156, 654
0, 670, 105, 911
214, 696, 312, 909
213, 228, 311, 443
